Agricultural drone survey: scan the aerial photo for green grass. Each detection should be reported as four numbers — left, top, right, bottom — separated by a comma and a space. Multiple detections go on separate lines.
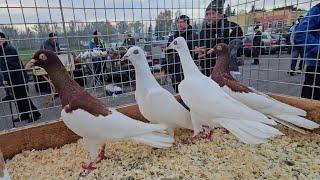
18, 50, 35, 65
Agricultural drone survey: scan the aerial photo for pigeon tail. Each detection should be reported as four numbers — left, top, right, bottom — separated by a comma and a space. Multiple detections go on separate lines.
213, 118, 283, 145
130, 131, 174, 148
272, 114, 320, 131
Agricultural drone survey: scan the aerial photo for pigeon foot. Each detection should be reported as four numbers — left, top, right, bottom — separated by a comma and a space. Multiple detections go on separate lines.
79, 145, 109, 177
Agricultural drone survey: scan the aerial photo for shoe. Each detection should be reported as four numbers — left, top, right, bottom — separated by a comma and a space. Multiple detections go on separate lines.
13, 118, 29, 123
2, 95, 14, 101
28, 114, 41, 123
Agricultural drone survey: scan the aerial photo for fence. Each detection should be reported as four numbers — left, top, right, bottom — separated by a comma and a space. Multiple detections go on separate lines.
0, 0, 319, 130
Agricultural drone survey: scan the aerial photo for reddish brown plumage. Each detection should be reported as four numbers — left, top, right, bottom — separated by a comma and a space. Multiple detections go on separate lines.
211, 43, 252, 93
0, 150, 5, 177
33, 50, 111, 116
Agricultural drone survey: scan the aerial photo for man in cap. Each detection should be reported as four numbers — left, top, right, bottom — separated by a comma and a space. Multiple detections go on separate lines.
165, 15, 199, 93
196, 0, 243, 76
252, 25, 262, 65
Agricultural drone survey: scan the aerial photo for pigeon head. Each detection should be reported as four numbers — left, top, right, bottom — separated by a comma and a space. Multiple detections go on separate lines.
211, 43, 229, 56
29, 50, 63, 70
167, 37, 188, 51
121, 46, 145, 66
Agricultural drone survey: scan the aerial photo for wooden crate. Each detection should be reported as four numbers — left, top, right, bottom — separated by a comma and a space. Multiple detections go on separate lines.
0, 94, 319, 160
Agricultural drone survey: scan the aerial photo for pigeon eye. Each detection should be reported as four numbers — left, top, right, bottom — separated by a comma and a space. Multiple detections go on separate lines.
133, 49, 139, 54
173, 41, 177, 45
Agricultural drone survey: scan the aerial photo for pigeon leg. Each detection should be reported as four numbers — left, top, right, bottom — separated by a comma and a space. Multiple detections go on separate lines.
80, 139, 110, 177
79, 144, 109, 177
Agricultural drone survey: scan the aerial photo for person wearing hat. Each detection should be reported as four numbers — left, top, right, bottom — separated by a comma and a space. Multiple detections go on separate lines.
196, 0, 243, 76
252, 25, 262, 65
164, 14, 199, 93
0, 32, 41, 123
88, 30, 107, 87
41, 32, 60, 53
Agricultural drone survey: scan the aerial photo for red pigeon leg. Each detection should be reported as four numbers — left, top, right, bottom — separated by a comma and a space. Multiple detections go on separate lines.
79, 145, 109, 177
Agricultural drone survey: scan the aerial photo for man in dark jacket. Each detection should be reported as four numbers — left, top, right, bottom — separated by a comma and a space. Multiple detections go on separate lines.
165, 15, 199, 93
295, 3, 320, 100
252, 25, 262, 65
41, 32, 60, 52
196, 0, 243, 76
122, 32, 136, 48
0, 32, 41, 123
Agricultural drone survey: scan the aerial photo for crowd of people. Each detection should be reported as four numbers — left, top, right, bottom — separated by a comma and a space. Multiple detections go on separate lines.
1, 0, 320, 125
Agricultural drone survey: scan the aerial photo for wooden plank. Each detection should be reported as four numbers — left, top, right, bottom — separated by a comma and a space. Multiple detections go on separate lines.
0, 120, 80, 160
0, 103, 149, 160
1, 94, 319, 160
267, 93, 320, 134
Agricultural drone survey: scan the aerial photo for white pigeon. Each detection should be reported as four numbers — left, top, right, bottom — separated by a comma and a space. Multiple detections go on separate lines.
61, 108, 174, 156
122, 46, 193, 137
167, 37, 283, 145
210, 43, 319, 134
0, 150, 10, 180
29, 50, 174, 177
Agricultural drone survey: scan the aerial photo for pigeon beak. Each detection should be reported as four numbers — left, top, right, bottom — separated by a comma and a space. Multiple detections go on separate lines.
166, 43, 173, 50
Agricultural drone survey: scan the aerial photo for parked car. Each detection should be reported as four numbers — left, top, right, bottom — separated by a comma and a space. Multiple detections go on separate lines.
243, 33, 278, 57
270, 33, 288, 53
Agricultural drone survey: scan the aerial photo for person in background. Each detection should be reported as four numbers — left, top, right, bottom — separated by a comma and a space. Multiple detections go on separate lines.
36, 32, 61, 94
196, 0, 243, 76
122, 31, 136, 48
88, 30, 106, 87
295, 3, 320, 100
0, 71, 13, 101
41, 32, 60, 52
165, 15, 198, 93
252, 25, 262, 65
0, 32, 41, 123
288, 15, 304, 76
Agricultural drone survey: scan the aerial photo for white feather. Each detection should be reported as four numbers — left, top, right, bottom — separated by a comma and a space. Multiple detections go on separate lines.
124, 47, 193, 137
61, 108, 174, 159
222, 86, 319, 131
170, 37, 282, 144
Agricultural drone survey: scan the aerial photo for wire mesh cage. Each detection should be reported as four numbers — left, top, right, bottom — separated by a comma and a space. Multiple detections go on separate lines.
0, 0, 319, 130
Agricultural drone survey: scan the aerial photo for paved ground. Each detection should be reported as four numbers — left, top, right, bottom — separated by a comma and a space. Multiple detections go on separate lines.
0, 53, 305, 130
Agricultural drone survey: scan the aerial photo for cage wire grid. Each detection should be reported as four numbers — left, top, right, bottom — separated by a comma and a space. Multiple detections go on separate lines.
0, 0, 319, 130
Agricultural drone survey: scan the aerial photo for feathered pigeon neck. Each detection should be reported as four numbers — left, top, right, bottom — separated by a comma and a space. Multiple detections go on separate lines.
213, 47, 230, 74
131, 55, 161, 89
35, 54, 80, 106
174, 43, 202, 76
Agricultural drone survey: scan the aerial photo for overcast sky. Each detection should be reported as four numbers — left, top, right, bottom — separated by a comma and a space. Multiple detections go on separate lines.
0, 0, 316, 30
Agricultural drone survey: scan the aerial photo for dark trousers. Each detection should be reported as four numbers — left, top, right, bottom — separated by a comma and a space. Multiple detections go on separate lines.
291, 46, 304, 71
301, 66, 320, 100
93, 61, 106, 86
252, 47, 260, 64
13, 83, 40, 120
